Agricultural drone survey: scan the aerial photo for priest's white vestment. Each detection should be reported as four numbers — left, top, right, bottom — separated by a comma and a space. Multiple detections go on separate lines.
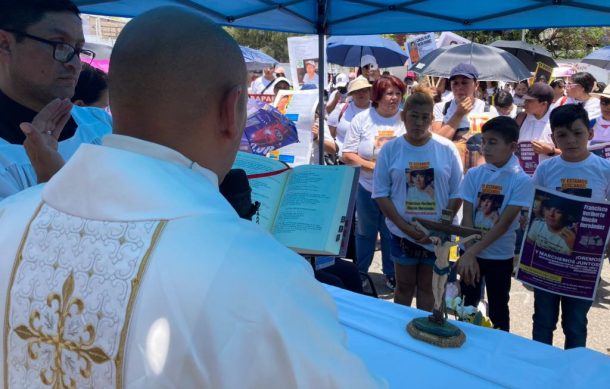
0, 135, 384, 388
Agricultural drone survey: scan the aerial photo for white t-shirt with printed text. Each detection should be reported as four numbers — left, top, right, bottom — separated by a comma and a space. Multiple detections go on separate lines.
372, 134, 463, 250
459, 155, 533, 259
342, 107, 405, 192
533, 154, 610, 201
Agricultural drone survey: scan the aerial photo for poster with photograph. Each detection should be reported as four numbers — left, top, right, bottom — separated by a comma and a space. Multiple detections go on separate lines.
287, 36, 326, 89
589, 142, 610, 160
268, 89, 318, 166
406, 33, 436, 66
436, 31, 470, 48
405, 162, 436, 215
241, 99, 298, 156
534, 62, 553, 84
516, 141, 539, 175
517, 187, 610, 300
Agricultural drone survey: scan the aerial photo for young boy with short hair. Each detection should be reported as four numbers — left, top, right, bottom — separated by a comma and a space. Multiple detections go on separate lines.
531, 104, 610, 349
457, 116, 532, 331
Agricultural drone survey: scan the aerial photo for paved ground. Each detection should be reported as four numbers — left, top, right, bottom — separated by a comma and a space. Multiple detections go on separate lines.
367, 250, 610, 355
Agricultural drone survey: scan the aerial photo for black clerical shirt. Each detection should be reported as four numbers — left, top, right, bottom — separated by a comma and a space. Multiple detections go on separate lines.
0, 89, 77, 144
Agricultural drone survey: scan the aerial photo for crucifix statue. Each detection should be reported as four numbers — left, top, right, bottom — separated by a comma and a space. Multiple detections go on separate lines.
406, 209, 482, 348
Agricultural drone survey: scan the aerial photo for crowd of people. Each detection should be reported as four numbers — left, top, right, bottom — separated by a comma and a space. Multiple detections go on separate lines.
325, 65, 610, 349
244, 41, 610, 350
0, 0, 609, 386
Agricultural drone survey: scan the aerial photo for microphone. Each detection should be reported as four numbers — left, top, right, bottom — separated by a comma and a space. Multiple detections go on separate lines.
219, 169, 260, 221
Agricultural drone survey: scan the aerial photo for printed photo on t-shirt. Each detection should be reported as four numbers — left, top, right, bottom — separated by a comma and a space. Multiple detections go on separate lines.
525, 192, 584, 255
372, 129, 397, 161
405, 164, 435, 215
474, 192, 504, 231
556, 178, 592, 198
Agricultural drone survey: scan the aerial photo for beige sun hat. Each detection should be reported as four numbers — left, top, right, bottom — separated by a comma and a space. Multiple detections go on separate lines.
591, 84, 610, 99
348, 76, 372, 94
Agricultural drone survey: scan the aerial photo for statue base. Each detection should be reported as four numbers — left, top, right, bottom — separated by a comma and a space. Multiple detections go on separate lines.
406, 317, 465, 348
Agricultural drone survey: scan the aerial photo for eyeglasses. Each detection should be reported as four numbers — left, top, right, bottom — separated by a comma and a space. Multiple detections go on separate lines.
600, 98, 610, 106
5, 29, 95, 64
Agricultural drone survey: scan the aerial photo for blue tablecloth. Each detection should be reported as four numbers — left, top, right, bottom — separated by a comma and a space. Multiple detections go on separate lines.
327, 285, 610, 388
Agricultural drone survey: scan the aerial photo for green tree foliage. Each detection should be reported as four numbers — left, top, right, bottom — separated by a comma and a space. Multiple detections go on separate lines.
224, 27, 297, 62
457, 28, 609, 59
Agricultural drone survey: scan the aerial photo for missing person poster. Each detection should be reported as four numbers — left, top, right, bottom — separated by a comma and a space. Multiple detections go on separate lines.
516, 142, 539, 175
406, 33, 436, 66
534, 62, 553, 84
268, 89, 318, 166
436, 31, 470, 48
287, 36, 327, 89
517, 187, 610, 300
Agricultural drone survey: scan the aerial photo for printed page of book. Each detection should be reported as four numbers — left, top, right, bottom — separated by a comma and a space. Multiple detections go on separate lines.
232, 152, 290, 231
271, 165, 356, 255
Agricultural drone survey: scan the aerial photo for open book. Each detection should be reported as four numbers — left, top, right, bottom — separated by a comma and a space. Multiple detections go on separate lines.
233, 151, 358, 256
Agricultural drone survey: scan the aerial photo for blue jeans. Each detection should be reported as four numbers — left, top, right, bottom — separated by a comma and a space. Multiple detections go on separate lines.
355, 184, 393, 277
532, 288, 593, 349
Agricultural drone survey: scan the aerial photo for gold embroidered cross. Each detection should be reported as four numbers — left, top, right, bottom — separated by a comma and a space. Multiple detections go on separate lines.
13, 272, 110, 388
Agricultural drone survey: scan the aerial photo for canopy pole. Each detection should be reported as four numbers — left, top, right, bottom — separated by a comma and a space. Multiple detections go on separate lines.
316, 0, 328, 165
318, 32, 325, 165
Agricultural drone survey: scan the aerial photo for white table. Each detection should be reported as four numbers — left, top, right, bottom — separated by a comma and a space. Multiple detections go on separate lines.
327, 286, 610, 388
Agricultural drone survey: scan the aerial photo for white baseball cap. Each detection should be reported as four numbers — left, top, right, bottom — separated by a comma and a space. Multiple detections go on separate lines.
335, 73, 349, 88
361, 54, 378, 69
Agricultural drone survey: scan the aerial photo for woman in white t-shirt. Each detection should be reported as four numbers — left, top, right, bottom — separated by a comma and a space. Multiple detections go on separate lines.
373, 87, 463, 310
342, 75, 406, 289
566, 72, 601, 120
328, 76, 372, 156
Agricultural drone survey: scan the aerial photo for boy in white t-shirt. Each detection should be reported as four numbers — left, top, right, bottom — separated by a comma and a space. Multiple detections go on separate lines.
457, 116, 532, 331
532, 104, 610, 349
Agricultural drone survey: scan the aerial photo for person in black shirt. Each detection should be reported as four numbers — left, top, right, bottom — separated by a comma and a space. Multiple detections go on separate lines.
0, 0, 111, 198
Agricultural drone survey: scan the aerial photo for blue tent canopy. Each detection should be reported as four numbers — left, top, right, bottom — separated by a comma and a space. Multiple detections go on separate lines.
75, 0, 610, 35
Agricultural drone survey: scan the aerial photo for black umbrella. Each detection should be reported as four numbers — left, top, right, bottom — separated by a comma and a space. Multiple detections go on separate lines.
410, 43, 531, 82
490, 40, 557, 72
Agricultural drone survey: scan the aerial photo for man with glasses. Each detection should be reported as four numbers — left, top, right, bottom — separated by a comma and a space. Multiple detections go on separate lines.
0, 0, 111, 200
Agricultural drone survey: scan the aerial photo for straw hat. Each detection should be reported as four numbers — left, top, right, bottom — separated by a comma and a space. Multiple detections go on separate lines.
348, 76, 372, 94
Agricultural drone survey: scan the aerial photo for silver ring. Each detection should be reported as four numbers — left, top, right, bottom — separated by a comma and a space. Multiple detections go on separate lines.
45, 130, 53, 135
